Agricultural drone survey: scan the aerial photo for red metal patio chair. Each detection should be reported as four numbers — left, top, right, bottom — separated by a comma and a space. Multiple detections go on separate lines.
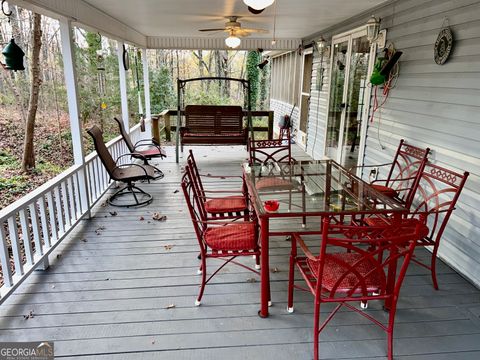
366, 162, 469, 290
357, 139, 430, 208
181, 169, 262, 306
248, 130, 296, 191
186, 150, 248, 218
287, 216, 429, 360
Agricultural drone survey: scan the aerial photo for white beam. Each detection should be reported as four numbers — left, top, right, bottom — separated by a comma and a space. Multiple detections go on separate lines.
59, 17, 90, 214
10, 0, 146, 47
142, 48, 152, 139
117, 41, 130, 133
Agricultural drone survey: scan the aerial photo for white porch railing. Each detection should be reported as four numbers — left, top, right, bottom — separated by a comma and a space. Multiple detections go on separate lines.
0, 123, 144, 304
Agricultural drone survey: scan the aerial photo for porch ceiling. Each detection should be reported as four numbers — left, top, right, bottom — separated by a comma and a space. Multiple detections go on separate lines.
83, 0, 389, 48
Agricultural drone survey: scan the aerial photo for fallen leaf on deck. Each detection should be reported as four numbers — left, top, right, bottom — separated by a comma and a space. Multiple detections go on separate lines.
139, 216, 145, 221
246, 278, 257, 283
173, 190, 179, 194
95, 226, 106, 235
56, 254, 61, 259
81, 239, 88, 243
101, 202, 107, 207
151, 340, 155, 344
109, 211, 118, 216
104, 278, 110, 281
51, 285, 55, 289
165, 304, 176, 309
220, 176, 226, 179
23, 310, 34, 320
152, 213, 167, 221
271, 267, 280, 273
164, 245, 174, 251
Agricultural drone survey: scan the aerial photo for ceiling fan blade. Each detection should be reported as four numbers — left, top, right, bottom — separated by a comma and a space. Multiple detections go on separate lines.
199, 28, 227, 32
241, 28, 269, 33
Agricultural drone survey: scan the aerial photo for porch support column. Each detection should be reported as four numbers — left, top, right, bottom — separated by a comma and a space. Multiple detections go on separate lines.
59, 18, 90, 216
117, 41, 129, 133
142, 48, 152, 139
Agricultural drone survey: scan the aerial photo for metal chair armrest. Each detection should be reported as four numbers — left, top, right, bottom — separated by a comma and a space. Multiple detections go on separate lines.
292, 234, 317, 261
115, 153, 145, 164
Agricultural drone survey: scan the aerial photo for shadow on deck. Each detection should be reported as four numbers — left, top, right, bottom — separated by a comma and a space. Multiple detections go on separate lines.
1, 145, 480, 359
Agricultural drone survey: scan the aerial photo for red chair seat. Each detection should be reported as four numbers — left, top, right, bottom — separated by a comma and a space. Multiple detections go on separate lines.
306, 253, 382, 293
364, 217, 430, 243
204, 222, 257, 251
370, 184, 398, 198
137, 147, 166, 158
205, 196, 247, 213
256, 177, 295, 190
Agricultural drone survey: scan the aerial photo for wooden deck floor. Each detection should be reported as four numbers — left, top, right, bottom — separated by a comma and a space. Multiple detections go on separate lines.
1, 145, 480, 359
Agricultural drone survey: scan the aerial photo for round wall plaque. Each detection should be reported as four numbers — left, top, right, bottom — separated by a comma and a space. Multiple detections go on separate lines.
434, 27, 453, 65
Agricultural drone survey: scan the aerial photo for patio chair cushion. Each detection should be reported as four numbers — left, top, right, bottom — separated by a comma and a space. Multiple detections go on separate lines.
364, 217, 430, 242
135, 147, 167, 158
256, 177, 295, 191
204, 222, 257, 251
370, 184, 399, 198
205, 196, 247, 213
306, 253, 382, 293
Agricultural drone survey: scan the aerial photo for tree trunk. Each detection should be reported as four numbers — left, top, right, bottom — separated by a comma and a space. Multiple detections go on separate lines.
22, 13, 42, 173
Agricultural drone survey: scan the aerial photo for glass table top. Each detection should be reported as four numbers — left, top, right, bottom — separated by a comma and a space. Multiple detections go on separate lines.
243, 160, 407, 216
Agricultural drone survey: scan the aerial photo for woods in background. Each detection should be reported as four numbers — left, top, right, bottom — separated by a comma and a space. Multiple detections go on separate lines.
0, 6, 270, 208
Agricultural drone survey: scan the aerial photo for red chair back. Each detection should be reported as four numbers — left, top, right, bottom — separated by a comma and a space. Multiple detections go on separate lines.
410, 162, 469, 246
181, 168, 208, 250
249, 131, 293, 165
384, 139, 430, 207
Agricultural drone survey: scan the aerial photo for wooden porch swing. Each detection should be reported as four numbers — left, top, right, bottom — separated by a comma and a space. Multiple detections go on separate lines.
175, 77, 254, 162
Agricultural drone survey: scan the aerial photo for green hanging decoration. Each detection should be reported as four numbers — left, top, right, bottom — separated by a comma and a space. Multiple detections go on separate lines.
1, 1, 25, 71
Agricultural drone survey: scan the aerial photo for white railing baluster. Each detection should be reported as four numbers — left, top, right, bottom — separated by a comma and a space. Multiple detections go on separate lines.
61, 181, 71, 228
29, 203, 44, 256
46, 192, 58, 243
67, 177, 76, 222
18, 209, 34, 261
7, 218, 24, 275
0, 224, 13, 287
38, 196, 51, 248
0, 124, 142, 303
54, 187, 65, 235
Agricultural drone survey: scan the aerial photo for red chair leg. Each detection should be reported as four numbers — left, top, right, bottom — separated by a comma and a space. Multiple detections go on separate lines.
313, 300, 321, 360
287, 253, 295, 312
431, 246, 440, 290
196, 257, 207, 306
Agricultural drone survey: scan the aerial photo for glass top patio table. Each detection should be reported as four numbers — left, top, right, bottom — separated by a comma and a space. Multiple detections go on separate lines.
243, 159, 406, 217
243, 159, 409, 318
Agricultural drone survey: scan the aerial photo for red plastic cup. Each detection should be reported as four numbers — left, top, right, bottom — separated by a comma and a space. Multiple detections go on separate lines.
264, 200, 280, 212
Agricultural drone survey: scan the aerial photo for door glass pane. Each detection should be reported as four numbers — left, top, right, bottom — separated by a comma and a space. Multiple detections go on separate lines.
300, 53, 313, 134
340, 35, 370, 168
325, 41, 348, 159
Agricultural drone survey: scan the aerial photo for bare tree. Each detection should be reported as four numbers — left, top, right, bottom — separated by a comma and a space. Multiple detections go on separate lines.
21, 13, 42, 172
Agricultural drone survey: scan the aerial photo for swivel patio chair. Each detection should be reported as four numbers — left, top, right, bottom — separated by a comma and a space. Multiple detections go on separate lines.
87, 125, 156, 207
287, 217, 429, 360
181, 168, 262, 306
356, 139, 430, 208
186, 150, 249, 219
113, 117, 166, 179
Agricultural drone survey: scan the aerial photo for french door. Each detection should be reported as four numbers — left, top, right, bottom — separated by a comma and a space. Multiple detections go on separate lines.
325, 28, 374, 170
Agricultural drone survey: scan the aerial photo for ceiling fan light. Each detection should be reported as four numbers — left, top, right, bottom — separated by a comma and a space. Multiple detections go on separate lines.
243, 0, 275, 11
225, 36, 241, 49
